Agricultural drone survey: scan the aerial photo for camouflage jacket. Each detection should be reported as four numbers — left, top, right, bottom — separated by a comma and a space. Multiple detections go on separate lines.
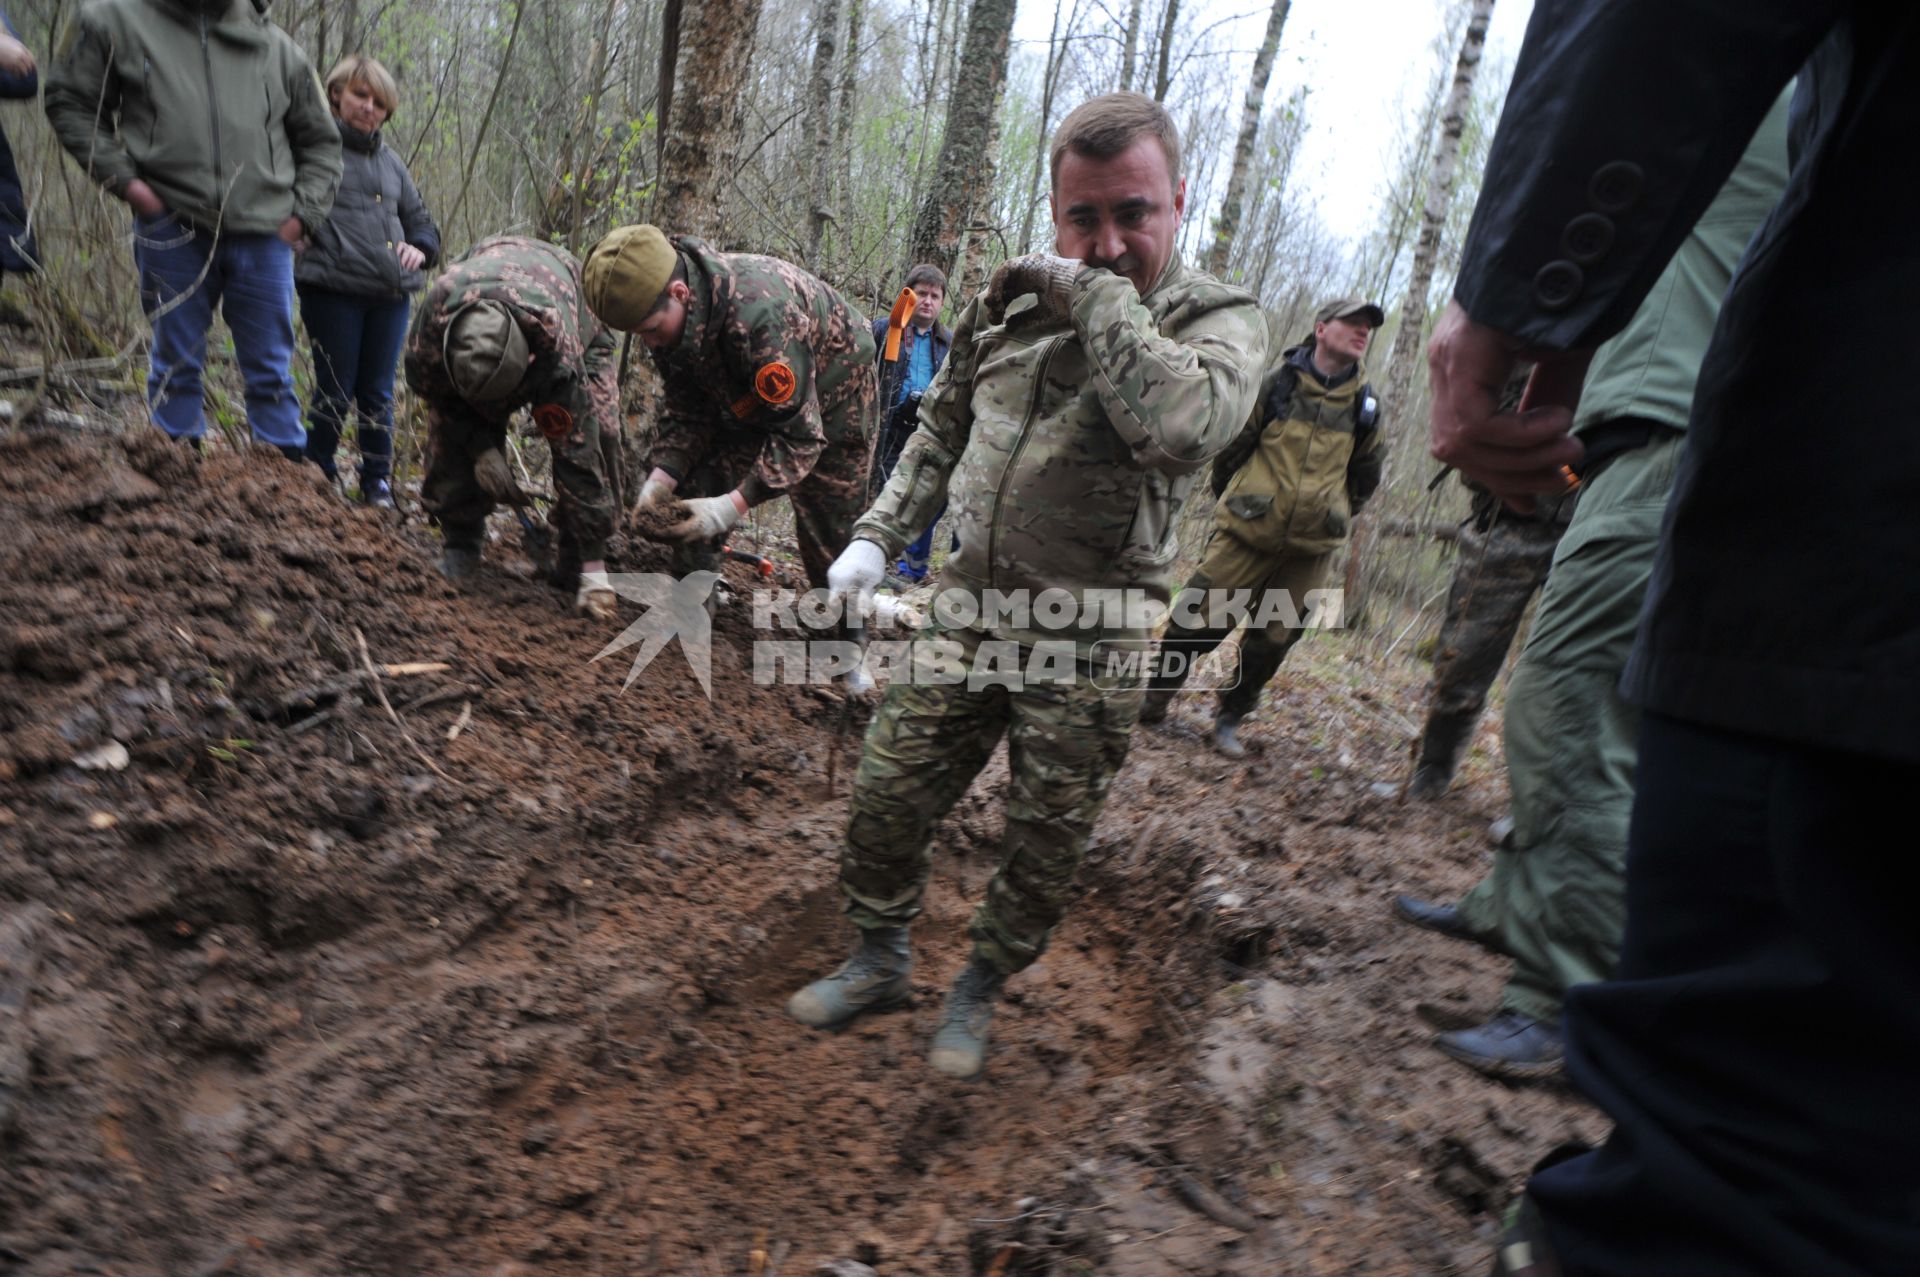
1212, 343, 1384, 557
404, 235, 619, 446
856, 254, 1269, 651
648, 237, 875, 502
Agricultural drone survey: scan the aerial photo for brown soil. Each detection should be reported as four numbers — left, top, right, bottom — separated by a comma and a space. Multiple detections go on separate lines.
0, 429, 1603, 1276
633, 498, 693, 541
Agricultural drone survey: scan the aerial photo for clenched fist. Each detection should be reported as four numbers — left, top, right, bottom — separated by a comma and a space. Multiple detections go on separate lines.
984, 253, 1085, 325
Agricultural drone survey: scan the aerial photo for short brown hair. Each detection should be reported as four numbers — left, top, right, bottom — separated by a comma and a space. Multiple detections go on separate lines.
1048, 92, 1182, 195
904, 264, 947, 293
324, 55, 400, 120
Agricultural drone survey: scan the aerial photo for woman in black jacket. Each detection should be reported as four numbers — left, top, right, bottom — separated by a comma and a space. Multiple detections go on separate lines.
296, 55, 439, 507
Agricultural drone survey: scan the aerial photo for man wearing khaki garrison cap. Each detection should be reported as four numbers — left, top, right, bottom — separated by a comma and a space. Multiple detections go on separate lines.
403, 235, 625, 618
1141, 297, 1386, 758
581, 224, 875, 590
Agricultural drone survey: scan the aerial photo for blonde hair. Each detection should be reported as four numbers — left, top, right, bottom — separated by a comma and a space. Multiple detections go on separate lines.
324, 55, 400, 120
1048, 92, 1182, 194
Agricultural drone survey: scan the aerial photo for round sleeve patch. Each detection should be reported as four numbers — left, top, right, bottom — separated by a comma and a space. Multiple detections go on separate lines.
532, 402, 574, 440
753, 360, 798, 409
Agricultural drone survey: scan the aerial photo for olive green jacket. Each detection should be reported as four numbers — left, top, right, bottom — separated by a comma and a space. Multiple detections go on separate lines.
856, 254, 1270, 651
1213, 344, 1383, 558
45, 0, 341, 235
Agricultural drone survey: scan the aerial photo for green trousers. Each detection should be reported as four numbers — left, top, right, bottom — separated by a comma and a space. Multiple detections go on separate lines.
840, 624, 1142, 973
1457, 432, 1683, 1022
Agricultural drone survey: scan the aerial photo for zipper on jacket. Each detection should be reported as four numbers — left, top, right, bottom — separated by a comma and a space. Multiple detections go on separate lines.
201, 17, 223, 207
985, 334, 1063, 593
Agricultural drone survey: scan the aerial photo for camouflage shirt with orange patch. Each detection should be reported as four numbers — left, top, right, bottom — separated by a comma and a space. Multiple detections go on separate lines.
648, 237, 875, 501
404, 235, 619, 448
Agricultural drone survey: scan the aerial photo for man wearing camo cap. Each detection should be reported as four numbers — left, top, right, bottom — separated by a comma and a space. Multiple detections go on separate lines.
404, 235, 625, 617
1140, 296, 1386, 757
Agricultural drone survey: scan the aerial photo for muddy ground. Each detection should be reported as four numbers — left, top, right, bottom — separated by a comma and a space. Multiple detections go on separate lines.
0, 427, 1604, 1276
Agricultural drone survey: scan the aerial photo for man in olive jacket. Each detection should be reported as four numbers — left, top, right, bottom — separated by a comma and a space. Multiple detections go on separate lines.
1140, 297, 1384, 757
787, 94, 1269, 1083
45, 0, 340, 454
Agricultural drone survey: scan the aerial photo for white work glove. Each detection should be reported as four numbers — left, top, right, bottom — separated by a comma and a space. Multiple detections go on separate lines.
984, 253, 1085, 324
827, 538, 888, 623
665, 490, 748, 542
575, 569, 617, 620
632, 466, 677, 515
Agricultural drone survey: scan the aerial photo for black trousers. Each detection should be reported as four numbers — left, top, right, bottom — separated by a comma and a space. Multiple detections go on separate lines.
1532, 713, 1920, 1276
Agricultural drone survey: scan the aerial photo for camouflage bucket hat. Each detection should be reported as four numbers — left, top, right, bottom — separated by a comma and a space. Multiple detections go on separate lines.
444, 302, 531, 405
583, 224, 676, 330
1315, 296, 1386, 327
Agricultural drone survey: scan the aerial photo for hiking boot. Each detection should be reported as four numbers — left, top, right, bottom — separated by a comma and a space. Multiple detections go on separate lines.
1409, 711, 1472, 799
928, 955, 1008, 1080
1391, 894, 1505, 954
1435, 1010, 1564, 1081
1138, 687, 1174, 725
786, 926, 912, 1029
438, 545, 482, 581
1211, 709, 1247, 759
1407, 760, 1454, 799
361, 478, 396, 509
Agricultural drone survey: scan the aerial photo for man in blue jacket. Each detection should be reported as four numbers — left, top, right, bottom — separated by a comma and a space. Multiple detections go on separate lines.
869, 263, 952, 584
1427, 4, 1920, 1274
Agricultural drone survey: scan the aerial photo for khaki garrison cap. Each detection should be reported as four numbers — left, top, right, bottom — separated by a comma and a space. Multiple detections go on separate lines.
583, 224, 677, 330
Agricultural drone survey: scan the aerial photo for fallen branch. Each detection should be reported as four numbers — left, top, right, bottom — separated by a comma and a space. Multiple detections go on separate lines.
1165, 1169, 1265, 1236
353, 628, 457, 785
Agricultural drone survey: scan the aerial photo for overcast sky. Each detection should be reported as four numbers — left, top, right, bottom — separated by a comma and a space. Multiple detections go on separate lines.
1014, 0, 1537, 243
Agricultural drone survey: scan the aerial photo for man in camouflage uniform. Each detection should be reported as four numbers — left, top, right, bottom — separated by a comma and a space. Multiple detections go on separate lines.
1139, 297, 1386, 758
404, 235, 624, 618
786, 93, 1269, 1082
579, 224, 875, 590
1408, 478, 1576, 799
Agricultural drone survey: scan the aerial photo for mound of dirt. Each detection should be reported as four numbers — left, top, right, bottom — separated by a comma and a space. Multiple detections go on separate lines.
0, 429, 1602, 1276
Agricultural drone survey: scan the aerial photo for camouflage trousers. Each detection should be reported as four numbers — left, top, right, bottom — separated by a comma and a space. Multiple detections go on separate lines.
840, 623, 1143, 974
1456, 433, 1682, 1021
675, 365, 876, 591
423, 407, 625, 562
1148, 528, 1333, 718
1415, 503, 1571, 772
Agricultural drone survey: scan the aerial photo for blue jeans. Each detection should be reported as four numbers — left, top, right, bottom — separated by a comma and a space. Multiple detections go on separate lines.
299, 287, 410, 482
897, 507, 957, 580
134, 214, 301, 448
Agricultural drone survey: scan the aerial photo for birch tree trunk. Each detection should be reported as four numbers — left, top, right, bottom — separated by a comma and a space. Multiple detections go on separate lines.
802, 0, 843, 269
659, 0, 768, 241
1348, 0, 1494, 622
1381, 0, 1492, 427
833, 0, 865, 255
1205, 0, 1290, 279
1151, 0, 1180, 102
1119, 0, 1144, 92
1017, 0, 1077, 254
906, 0, 1019, 276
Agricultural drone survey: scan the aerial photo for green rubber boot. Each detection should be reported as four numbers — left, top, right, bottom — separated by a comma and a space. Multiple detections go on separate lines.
1211, 709, 1247, 759
786, 927, 912, 1028
928, 955, 1008, 1080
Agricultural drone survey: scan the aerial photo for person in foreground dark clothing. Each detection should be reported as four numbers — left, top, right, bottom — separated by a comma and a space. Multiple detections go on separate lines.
1425, 2, 1920, 1274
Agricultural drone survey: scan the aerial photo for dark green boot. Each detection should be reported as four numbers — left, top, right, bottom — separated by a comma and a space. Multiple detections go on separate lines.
786, 927, 912, 1028
1212, 709, 1247, 759
1408, 711, 1473, 798
928, 955, 1008, 1080
438, 544, 482, 581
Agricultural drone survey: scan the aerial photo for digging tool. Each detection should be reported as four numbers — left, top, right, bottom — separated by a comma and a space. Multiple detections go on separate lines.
826, 605, 872, 793
723, 544, 776, 580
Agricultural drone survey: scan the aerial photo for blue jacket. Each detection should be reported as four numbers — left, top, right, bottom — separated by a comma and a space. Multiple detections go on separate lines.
0, 7, 38, 272
869, 313, 951, 409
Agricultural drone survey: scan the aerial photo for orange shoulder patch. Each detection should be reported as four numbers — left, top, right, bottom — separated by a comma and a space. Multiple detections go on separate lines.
532, 402, 574, 440
753, 360, 798, 409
